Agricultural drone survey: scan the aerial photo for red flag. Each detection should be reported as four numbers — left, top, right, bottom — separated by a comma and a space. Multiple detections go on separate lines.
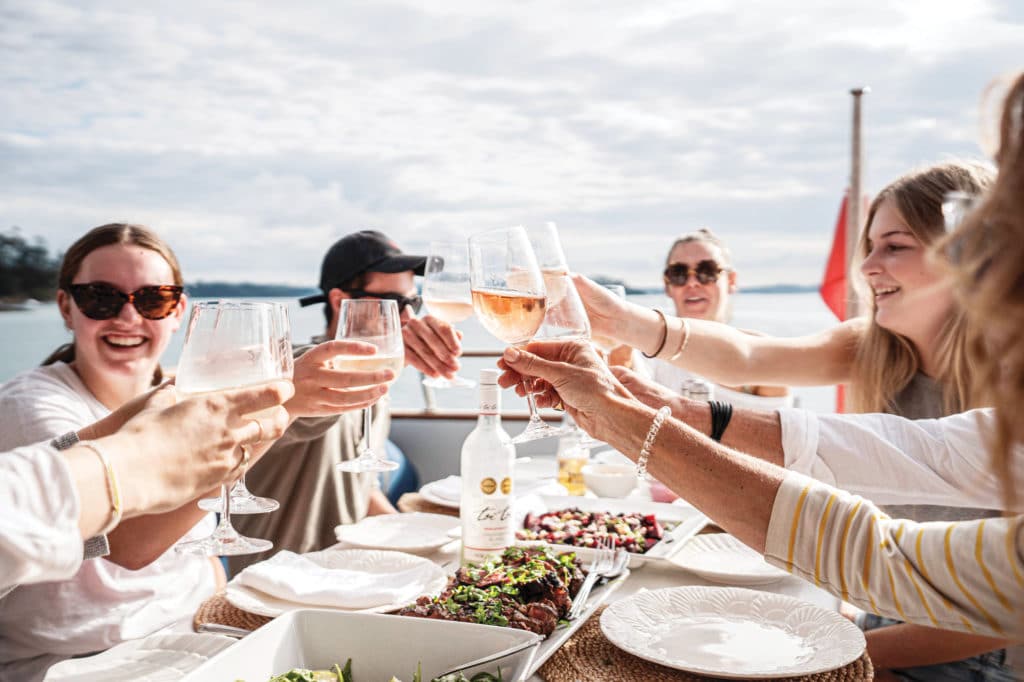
820, 192, 850, 412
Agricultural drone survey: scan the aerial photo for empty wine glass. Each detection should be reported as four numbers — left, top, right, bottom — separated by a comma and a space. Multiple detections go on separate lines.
335, 298, 405, 473
198, 302, 292, 514
175, 301, 285, 556
468, 226, 555, 443
420, 240, 476, 389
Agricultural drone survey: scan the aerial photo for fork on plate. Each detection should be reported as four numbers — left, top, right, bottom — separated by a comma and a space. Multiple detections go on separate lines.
567, 536, 616, 620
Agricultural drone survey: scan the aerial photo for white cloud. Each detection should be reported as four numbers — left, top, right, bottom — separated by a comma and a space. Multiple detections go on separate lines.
1, 0, 1021, 289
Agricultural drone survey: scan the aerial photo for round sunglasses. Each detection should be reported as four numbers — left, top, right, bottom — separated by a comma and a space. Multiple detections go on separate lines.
663, 260, 726, 286
68, 282, 184, 320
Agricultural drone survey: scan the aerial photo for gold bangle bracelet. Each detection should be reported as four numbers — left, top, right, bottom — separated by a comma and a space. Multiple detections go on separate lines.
79, 442, 123, 535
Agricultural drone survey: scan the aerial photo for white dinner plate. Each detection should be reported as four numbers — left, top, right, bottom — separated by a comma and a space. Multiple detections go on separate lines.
670, 533, 790, 585
44, 632, 235, 681
225, 548, 448, 617
418, 477, 461, 509
601, 587, 865, 679
334, 512, 459, 554
418, 476, 568, 509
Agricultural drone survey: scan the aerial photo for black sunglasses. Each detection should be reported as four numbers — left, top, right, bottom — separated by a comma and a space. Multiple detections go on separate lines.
343, 288, 423, 314
68, 283, 184, 321
663, 260, 726, 286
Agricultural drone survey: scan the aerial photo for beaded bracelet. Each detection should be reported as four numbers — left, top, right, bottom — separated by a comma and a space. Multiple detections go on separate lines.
641, 309, 669, 358
79, 442, 123, 535
636, 405, 672, 479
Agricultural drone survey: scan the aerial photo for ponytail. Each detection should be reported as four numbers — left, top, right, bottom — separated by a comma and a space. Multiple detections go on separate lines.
41, 343, 75, 367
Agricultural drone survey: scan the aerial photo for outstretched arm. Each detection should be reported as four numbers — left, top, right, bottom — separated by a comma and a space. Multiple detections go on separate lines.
575, 273, 864, 387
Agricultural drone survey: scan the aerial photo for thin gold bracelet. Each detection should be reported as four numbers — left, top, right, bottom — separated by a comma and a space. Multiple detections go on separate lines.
79, 442, 123, 535
667, 318, 691, 361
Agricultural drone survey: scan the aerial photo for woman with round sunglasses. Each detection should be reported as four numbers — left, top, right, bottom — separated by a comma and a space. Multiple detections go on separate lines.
576, 161, 1012, 679
0, 223, 393, 681
648, 228, 791, 410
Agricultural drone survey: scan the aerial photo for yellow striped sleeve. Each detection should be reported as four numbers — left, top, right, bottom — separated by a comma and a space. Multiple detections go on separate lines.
974, 520, 1011, 611
785, 484, 811, 572
944, 525, 1004, 636
813, 494, 837, 586
837, 500, 863, 601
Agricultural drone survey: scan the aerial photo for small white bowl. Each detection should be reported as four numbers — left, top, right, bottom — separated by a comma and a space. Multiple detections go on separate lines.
583, 463, 638, 498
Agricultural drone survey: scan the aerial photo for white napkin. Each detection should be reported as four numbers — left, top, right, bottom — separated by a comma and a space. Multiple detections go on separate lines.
427, 476, 567, 503
234, 550, 442, 610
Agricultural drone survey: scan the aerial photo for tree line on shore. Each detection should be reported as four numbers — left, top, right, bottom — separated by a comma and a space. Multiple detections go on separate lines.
0, 229, 60, 302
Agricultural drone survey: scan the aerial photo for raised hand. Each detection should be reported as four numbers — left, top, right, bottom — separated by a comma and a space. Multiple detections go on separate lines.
572, 274, 630, 347
286, 340, 393, 418
402, 314, 463, 378
497, 339, 633, 435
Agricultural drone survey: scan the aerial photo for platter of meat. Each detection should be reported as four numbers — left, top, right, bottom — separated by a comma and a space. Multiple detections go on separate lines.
399, 545, 628, 675
514, 495, 709, 567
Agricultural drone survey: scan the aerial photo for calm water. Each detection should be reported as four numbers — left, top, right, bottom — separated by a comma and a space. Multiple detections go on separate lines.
0, 292, 838, 413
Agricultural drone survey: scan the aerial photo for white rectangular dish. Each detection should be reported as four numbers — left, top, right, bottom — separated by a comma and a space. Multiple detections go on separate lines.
516, 494, 709, 567
185, 609, 541, 681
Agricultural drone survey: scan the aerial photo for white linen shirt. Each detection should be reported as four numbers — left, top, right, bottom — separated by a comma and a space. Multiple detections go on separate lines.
778, 407, 1024, 511
0, 362, 216, 682
0, 444, 82, 594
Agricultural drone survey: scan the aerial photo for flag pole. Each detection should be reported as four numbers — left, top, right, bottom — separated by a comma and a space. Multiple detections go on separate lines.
847, 86, 869, 319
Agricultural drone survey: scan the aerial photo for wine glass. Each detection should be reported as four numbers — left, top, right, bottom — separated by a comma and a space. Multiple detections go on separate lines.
420, 240, 476, 389
175, 301, 285, 556
469, 226, 556, 444
335, 298, 405, 473
198, 302, 292, 514
525, 222, 570, 310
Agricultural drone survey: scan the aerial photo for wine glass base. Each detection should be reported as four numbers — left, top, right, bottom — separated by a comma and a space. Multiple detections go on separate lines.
337, 457, 400, 473
197, 494, 280, 514
422, 375, 476, 389
512, 421, 568, 444
175, 534, 273, 557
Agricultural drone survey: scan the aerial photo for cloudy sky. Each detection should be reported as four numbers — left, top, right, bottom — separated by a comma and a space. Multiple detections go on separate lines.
2, 1, 1021, 289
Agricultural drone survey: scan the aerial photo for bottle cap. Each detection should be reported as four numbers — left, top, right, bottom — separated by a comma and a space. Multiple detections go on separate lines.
480, 368, 500, 385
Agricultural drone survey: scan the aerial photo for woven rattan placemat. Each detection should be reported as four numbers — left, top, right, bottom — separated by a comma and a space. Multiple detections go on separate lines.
193, 592, 272, 632
397, 492, 459, 517
537, 605, 873, 682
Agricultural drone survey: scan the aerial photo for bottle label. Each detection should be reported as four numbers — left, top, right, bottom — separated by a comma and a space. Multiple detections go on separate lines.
479, 385, 499, 414
462, 496, 513, 565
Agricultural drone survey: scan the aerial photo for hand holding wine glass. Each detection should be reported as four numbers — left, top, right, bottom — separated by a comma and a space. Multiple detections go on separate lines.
335, 298, 405, 473
420, 240, 476, 389
469, 226, 555, 443
174, 301, 289, 556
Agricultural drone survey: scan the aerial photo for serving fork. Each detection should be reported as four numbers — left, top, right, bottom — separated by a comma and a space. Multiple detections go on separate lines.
567, 537, 618, 620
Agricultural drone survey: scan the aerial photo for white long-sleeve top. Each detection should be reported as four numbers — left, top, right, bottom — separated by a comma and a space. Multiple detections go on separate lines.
765, 471, 1024, 638
779, 407, 1024, 511
0, 444, 82, 593
0, 363, 216, 682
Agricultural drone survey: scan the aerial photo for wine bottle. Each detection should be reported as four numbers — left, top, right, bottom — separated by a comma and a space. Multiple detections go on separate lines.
460, 368, 516, 565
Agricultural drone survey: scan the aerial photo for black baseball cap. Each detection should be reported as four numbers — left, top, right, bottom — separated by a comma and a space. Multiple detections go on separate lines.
299, 230, 427, 307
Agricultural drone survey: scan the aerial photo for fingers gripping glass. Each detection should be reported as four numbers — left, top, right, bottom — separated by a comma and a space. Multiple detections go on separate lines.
335, 298, 405, 473
343, 288, 422, 314
663, 260, 725, 286
68, 283, 183, 320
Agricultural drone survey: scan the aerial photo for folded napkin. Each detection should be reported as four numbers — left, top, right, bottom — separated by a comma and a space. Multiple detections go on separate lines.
428, 476, 567, 503
234, 550, 443, 610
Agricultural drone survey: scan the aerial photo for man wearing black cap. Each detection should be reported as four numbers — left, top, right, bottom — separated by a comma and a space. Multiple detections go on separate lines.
229, 231, 463, 571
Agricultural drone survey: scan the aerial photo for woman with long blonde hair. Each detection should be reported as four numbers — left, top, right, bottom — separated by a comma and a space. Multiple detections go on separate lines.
496, 71, 1024, 654
573, 160, 1011, 678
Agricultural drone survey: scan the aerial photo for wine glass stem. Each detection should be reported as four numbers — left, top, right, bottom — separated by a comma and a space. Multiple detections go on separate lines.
525, 390, 543, 423
217, 483, 233, 533
362, 406, 373, 458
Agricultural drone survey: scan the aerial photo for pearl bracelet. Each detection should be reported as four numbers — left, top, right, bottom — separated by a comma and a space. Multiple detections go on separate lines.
636, 405, 672, 479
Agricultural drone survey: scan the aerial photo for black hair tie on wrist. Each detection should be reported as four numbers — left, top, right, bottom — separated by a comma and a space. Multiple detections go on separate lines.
709, 400, 734, 442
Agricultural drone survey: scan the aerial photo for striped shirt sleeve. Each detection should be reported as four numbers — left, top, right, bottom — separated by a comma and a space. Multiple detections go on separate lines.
765, 471, 1024, 638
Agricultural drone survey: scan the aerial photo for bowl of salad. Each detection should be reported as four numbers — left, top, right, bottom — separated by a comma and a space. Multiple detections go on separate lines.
185, 609, 540, 682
